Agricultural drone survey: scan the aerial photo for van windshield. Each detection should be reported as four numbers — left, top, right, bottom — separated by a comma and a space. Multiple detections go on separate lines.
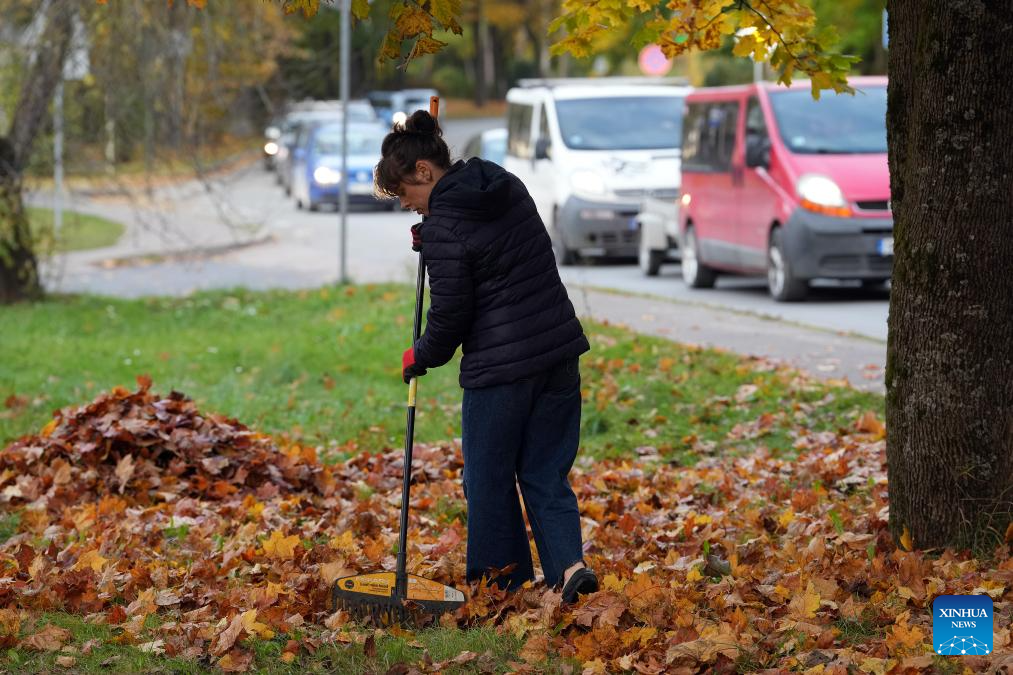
769, 87, 887, 154
555, 96, 684, 150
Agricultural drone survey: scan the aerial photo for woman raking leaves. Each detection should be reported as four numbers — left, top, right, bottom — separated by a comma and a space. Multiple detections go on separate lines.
375, 110, 599, 603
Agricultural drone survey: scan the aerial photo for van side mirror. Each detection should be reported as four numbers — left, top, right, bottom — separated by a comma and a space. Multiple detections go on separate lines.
534, 137, 551, 160
745, 134, 770, 169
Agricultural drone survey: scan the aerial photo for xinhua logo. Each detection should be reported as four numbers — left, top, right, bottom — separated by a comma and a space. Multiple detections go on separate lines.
933, 595, 993, 655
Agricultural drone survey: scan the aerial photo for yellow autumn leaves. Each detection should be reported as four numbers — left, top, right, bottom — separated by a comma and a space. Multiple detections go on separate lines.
137, 0, 858, 96
262, 530, 301, 559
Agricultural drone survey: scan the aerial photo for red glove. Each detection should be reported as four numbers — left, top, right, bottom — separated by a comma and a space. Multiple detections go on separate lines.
411, 223, 423, 252
402, 347, 427, 383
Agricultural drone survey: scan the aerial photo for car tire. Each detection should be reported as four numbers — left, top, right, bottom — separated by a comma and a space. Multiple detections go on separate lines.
308, 201, 319, 212
639, 238, 665, 277
295, 198, 304, 210
767, 227, 808, 302
681, 226, 717, 288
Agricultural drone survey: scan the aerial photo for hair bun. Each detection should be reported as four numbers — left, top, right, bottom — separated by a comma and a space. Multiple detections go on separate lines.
404, 110, 442, 138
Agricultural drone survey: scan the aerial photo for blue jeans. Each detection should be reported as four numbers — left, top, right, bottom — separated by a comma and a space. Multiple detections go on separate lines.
461, 356, 584, 590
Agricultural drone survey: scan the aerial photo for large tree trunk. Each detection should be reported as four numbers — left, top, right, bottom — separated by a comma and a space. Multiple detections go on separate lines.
0, 140, 40, 304
0, 0, 76, 304
885, 1, 1013, 552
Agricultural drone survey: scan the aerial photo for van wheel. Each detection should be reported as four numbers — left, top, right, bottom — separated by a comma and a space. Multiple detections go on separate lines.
767, 227, 808, 301
296, 198, 304, 211
639, 238, 664, 277
681, 226, 716, 288
308, 201, 319, 212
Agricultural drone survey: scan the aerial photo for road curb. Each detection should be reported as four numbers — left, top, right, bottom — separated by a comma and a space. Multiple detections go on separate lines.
90, 235, 276, 269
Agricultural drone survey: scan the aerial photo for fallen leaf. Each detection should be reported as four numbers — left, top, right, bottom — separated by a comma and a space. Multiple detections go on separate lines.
22, 625, 72, 652
900, 526, 913, 551
572, 593, 625, 627
115, 454, 135, 494
219, 649, 254, 672
0, 608, 20, 648
789, 581, 821, 620
240, 609, 275, 640
212, 613, 246, 656
263, 530, 300, 559
74, 548, 108, 573
138, 639, 165, 655
56, 655, 76, 668
520, 633, 550, 664
155, 590, 180, 606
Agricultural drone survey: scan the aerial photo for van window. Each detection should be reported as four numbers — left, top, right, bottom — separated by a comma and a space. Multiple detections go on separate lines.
554, 96, 683, 150
538, 106, 550, 142
507, 103, 534, 158
745, 98, 767, 139
769, 87, 887, 154
682, 101, 739, 172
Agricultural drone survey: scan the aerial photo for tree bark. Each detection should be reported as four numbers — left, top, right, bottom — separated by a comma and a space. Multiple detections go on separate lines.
0, 0, 76, 303
0, 139, 40, 304
885, 0, 1013, 552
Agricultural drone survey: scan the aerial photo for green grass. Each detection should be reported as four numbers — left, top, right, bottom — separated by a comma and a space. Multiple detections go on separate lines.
27, 207, 125, 253
0, 284, 880, 458
0, 283, 884, 672
833, 616, 883, 646
0, 511, 20, 543
3, 614, 558, 674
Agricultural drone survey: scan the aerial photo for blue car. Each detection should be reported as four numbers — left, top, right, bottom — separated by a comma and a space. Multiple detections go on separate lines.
291, 122, 394, 211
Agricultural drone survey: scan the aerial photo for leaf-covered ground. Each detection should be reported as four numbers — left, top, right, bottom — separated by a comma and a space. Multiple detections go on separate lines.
1, 373, 1010, 673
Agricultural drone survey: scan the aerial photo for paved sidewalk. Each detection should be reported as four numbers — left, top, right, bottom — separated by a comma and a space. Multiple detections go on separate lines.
567, 285, 886, 393
29, 160, 271, 269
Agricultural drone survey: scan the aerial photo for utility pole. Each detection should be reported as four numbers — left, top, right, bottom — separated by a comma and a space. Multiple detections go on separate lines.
53, 79, 64, 236
338, 0, 350, 285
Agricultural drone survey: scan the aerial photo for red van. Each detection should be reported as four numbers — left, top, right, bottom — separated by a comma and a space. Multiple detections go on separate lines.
678, 77, 891, 301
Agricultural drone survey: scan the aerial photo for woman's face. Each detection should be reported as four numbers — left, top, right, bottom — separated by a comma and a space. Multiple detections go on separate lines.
396, 160, 444, 216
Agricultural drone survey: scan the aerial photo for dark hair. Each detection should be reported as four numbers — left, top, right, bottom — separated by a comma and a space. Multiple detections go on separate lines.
374, 110, 451, 198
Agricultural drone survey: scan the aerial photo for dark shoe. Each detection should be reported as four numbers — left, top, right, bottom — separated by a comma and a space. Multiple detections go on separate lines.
561, 568, 598, 604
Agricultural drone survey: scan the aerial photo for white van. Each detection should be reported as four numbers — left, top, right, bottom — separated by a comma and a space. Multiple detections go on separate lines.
504, 78, 690, 264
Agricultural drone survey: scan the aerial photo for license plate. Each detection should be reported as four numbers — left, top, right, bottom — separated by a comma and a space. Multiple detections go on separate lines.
349, 183, 374, 195
877, 237, 894, 256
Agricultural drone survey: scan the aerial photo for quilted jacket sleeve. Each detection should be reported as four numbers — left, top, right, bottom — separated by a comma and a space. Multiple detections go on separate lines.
413, 221, 474, 369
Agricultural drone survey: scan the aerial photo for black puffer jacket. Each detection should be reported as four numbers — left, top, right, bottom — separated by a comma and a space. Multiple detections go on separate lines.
413, 158, 590, 389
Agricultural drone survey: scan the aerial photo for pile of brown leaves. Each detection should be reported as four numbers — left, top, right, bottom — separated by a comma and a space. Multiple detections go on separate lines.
0, 380, 1010, 673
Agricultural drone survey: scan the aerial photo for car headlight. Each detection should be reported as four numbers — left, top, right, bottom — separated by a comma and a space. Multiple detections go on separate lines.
570, 170, 607, 198
391, 111, 407, 127
264, 141, 279, 156
796, 174, 851, 217
313, 166, 342, 185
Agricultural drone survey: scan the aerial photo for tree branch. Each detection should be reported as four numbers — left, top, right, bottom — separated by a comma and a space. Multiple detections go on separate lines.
741, 0, 801, 68
8, 0, 77, 172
